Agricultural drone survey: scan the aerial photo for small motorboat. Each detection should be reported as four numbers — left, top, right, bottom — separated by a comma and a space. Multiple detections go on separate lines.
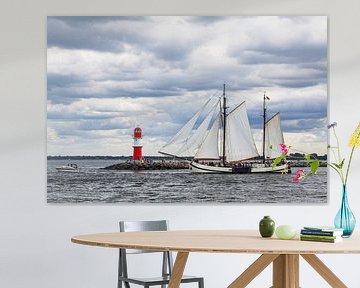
55, 163, 79, 172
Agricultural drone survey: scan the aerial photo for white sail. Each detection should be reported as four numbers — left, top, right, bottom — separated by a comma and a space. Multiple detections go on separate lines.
177, 103, 219, 157
158, 109, 202, 156
264, 113, 285, 159
158, 98, 213, 156
194, 113, 221, 160
225, 102, 260, 162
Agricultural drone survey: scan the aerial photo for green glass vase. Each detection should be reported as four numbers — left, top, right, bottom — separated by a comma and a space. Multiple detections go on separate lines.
259, 216, 275, 237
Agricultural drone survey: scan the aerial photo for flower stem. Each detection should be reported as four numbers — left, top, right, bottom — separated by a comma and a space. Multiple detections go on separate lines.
333, 127, 342, 161
328, 163, 344, 180
330, 148, 339, 164
345, 145, 357, 185
333, 127, 345, 184
345, 130, 360, 185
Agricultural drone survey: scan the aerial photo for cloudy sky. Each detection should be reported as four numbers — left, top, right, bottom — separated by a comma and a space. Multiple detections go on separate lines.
47, 16, 327, 156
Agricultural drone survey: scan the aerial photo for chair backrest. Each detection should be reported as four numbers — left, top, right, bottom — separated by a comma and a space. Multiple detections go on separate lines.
119, 220, 168, 254
118, 220, 173, 283
120, 220, 168, 232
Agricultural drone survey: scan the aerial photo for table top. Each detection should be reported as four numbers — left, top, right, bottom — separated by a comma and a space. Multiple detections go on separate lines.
71, 230, 360, 254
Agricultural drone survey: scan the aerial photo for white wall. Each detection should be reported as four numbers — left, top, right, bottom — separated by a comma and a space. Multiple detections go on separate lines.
1, 0, 360, 287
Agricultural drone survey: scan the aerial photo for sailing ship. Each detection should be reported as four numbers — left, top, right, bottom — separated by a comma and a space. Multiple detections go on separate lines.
159, 84, 289, 174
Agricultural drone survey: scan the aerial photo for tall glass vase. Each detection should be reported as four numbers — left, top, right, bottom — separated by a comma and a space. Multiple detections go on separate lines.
334, 185, 356, 237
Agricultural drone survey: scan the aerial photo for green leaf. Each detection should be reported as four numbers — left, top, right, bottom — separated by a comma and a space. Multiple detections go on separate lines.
310, 159, 319, 175
272, 156, 284, 168
304, 154, 311, 164
328, 163, 341, 173
339, 158, 345, 169
332, 162, 344, 169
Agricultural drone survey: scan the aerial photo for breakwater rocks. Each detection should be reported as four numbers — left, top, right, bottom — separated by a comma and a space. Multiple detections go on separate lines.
103, 160, 326, 171
103, 161, 189, 170
288, 160, 327, 167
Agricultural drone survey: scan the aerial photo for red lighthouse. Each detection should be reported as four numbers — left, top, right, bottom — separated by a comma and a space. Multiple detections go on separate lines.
132, 127, 144, 161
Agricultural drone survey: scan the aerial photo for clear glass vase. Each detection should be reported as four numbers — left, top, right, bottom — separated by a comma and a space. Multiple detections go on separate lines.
334, 185, 356, 237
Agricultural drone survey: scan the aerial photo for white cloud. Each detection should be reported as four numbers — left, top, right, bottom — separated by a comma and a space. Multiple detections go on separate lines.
47, 16, 327, 156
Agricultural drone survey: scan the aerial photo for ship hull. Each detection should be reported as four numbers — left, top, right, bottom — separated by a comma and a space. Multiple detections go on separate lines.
189, 161, 289, 174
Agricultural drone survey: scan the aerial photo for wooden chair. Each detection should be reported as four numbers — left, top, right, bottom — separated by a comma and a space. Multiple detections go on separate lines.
118, 220, 204, 288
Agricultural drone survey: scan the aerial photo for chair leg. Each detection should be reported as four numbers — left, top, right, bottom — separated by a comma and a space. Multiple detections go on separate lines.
118, 250, 122, 288
199, 278, 204, 288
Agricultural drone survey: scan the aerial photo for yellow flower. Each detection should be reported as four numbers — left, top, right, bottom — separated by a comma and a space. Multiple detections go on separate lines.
349, 122, 360, 147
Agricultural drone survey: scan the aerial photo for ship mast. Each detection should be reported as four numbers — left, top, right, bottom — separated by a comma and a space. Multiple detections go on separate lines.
262, 92, 268, 164
222, 83, 227, 166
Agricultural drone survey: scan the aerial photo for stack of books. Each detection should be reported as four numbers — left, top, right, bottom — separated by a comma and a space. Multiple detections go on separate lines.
300, 226, 344, 243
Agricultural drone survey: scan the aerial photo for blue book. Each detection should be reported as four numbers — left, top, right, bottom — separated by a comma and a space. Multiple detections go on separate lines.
302, 226, 343, 236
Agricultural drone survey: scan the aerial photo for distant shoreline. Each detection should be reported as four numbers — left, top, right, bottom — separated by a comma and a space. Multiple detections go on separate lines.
47, 155, 183, 160
47, 153, 327, 161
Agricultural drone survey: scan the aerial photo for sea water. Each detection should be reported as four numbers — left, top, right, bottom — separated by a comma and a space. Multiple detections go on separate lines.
47, 159, 327, 203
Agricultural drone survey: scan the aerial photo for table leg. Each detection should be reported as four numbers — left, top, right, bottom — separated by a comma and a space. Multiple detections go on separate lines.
228, 254, 279, 288
272, 254, 299, 288
229, 253, 348, 288
168, 251, 189, 288
301, 254, 347, 288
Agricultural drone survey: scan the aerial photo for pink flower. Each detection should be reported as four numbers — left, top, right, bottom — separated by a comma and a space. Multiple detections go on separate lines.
280, 143, 288, 155
293, 169, 306, 183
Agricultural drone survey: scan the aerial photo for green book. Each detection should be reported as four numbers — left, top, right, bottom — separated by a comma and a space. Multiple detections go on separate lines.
300, 236, 342, 243
300, 234, 339, 240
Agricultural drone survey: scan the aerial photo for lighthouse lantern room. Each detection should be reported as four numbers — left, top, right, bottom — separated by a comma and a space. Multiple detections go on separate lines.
132, 127, 144, 161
